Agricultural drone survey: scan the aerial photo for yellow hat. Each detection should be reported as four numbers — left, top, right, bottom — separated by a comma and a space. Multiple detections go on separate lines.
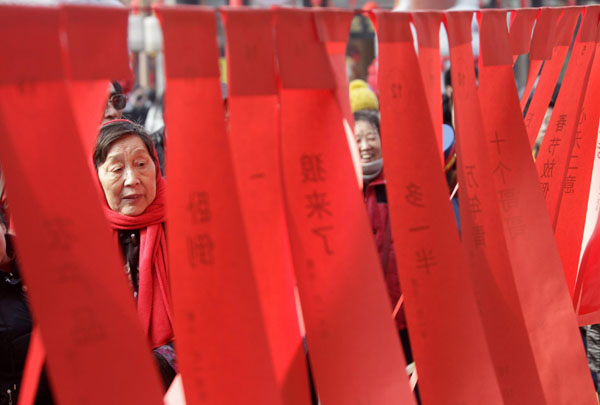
349, 79, 379, 113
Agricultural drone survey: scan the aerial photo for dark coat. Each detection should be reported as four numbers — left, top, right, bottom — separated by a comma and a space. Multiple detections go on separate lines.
0, 235, 53, 405
364, 173, 406, 330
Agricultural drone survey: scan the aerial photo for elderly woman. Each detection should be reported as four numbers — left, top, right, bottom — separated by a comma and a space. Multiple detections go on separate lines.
94, 119, 175, 389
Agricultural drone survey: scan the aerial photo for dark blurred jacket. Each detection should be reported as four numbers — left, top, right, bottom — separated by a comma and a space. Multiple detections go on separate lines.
364, 173, 406, 330
0, 235, 53, 405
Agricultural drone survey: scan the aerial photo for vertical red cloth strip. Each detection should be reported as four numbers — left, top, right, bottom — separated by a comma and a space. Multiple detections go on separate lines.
221, 8, 312, 405
314, 9, 354, 125
0, 5, 163, 405
156, 6, 282, 404
519, 7, 562, 111
535, 6, 598, 230
18, 327, 45, 405
573, 17, 600, 313
477, 9, 597, 404
275, 8, 415, 404
313, 10, 363, 188
508, 8, 539, 63
60, 5, 131, 157
411, 11, 444, 158
445, 11, 547, 404
375, 10, 503, 404
538, 6, 600, 298
524, 7, 581, 145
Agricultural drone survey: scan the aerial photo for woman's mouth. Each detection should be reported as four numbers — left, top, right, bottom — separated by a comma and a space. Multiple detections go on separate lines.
122, 194, 142, 201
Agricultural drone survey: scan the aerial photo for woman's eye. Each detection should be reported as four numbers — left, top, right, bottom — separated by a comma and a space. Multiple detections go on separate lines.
111, 167, 123, 173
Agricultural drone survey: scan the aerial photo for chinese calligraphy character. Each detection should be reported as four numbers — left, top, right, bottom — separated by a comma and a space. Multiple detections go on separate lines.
305, 191, 332, 219
541, 159, 556, 178
506, 216, 525, 239
44, 218, 76, 251
493, 161, 511, 184
409, 225, 430, 233
498, 188, 518, 212
548, 136, 561, 156
540, 182, 550, 198
556, 114, 567, 132
490, 131, 507, 155
301, 154, 326, 183
416, 249, 437, 274
563, 175, 576, 194
468, 195, 482, 214
473, 225, 486, 248
465, 165, 479, 188
187, 191, 211, 224
187, 234, 215, 267
71, 306, 106, 345
312, 226, 334, 255
406, 183, 425, 207
575, 131, 582, 150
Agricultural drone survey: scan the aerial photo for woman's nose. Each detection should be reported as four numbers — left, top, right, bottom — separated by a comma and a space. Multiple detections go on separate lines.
104, 104, 118, 120
358, 138, 369, 150
123, 167, 140, 186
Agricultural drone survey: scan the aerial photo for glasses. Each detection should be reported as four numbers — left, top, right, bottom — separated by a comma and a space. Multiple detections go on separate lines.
108, 93, 127, 110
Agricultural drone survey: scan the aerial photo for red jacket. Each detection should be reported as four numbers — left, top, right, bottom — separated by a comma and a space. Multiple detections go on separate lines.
364, 172, 406, 330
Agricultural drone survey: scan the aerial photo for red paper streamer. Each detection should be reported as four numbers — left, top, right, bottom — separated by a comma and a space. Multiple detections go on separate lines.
275, 8, 415, 404
156, 6, 282, 404
60, 5, 131, 157
445, 11, 547, 404
221, 8, 312, 405
18, 327, 45, 405
509, 8, 539, 63
519, 7, 562, 110
314, 10, 363, 188
574, 20, 600, 314
523, 7, 581, 145
537, 6, 600, 298
412, 11, 444, 158
0, 6, 163, 405
375, 10, 503, 404
477, 9, 597, 403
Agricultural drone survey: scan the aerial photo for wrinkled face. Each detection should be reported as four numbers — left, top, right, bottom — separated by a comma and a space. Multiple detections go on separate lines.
102, 82, 125, 124
98, 135, 157, 216
355, 119, 382, 164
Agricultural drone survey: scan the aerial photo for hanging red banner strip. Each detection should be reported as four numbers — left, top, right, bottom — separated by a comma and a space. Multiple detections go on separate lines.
375, 10, 503, 404
18, 327, 45, 405
156, 7, 281, 404
412, 11, 444, 157
535, 6, 598, 229
509, 8, 539, 64
538, 6, 600, 299
445, 11, 546, 404
313, 9, 363, 188
519, 7, 561, 110
574, 22, 600, 313
60, 5, 131, 157
0, 5, 163, 405
477, 9, 597, 404
314, 9, 354, 125
524, 7, 581, 145
221, 8, 312, 405
274, 8, 415, 404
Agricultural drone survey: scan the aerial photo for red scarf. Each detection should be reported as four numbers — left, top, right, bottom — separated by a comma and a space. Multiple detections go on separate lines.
102, 172, 174, 348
